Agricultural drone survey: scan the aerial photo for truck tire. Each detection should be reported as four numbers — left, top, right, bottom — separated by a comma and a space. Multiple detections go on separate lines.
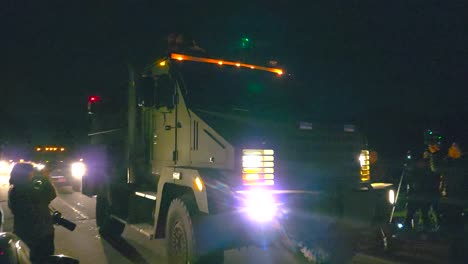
375, 225, 393, 254
166, 196, 224, 264
96, 194, 124, 238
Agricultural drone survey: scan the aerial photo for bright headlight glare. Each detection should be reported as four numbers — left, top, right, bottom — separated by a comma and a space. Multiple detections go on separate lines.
244, 190, 277, 222
35, 164, 45, 171
0, 161, 10, 174
388, 189, 395, 205
71, 162, 86, 178
242, 157, 261, 168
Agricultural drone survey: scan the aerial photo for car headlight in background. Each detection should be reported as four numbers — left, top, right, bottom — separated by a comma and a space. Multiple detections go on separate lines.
243, 189, 277, 222
71, 162, 86, 178
0, 161, 10, 174
388, 189, 395, 205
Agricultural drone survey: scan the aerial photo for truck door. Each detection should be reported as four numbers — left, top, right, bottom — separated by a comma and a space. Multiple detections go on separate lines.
152, 75, 177, 173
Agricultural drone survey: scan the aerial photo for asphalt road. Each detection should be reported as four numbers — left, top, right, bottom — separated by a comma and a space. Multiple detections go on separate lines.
0, 178, 402, 264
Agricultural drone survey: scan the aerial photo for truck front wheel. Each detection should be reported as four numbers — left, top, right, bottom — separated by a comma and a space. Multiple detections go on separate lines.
96, 194, 124, 238
166, 196, 224, 264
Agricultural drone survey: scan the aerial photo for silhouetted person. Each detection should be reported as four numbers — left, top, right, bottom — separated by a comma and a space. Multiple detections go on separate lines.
437, 143, 465, 232
8, 163, 56, 263
167, 33, 206, 56
405, 151, 437, 230
432, 142, 467, 262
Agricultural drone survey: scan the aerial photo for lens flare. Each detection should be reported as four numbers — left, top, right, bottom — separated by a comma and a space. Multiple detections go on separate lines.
71, 162, 86, 178
244, 190, 277, 222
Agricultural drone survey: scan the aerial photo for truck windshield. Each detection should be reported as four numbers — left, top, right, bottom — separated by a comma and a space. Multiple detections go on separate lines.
174, 60, 297, 119
34, 150, 68, 167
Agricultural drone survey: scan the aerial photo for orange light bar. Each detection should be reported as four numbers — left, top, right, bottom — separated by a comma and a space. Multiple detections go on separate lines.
170, 53, 284, 75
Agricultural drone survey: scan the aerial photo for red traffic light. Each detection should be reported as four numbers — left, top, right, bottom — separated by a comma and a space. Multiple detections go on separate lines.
88, 95, 100, 103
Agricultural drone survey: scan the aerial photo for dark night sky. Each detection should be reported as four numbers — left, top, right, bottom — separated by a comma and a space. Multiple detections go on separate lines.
1, 1, 467, 157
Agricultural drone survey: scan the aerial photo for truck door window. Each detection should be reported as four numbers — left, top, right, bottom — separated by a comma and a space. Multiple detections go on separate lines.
138, 75, 174, 109
139, 76, 156, 107
155, 75, 175, 109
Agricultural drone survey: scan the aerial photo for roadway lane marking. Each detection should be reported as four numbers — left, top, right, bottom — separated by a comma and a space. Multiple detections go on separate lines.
56, 197, 89, 220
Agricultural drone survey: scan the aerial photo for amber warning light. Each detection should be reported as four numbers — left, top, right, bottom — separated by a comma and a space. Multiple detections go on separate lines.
170, 53, 284, 75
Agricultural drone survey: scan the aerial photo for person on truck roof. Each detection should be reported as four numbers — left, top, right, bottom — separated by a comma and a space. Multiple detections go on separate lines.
168, 33, 206, 55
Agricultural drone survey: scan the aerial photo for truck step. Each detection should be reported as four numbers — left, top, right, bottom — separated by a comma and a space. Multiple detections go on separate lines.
135, 191, 157, 200
110, 214, 127, 224
127, 223, 154, 239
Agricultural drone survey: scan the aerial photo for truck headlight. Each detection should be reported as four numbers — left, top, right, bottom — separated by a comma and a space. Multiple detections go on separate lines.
388, 189, 395, 205
244, 190, 277, 222
71, 162, 86, 178
242, 149, 275, 186
35, 163, 45, 171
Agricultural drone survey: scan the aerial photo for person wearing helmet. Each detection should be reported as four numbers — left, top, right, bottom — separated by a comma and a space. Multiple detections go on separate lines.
8, 163, 57, 263
0, 231, 80, 264
0, 232, 30, 263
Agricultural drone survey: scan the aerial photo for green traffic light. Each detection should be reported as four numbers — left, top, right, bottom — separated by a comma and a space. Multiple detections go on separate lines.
241, 37, 250, 48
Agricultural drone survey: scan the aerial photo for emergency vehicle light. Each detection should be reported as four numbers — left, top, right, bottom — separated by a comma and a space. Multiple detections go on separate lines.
88, 96, 101, 103
170, 53, 284, 75
39, 146, 65, 152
